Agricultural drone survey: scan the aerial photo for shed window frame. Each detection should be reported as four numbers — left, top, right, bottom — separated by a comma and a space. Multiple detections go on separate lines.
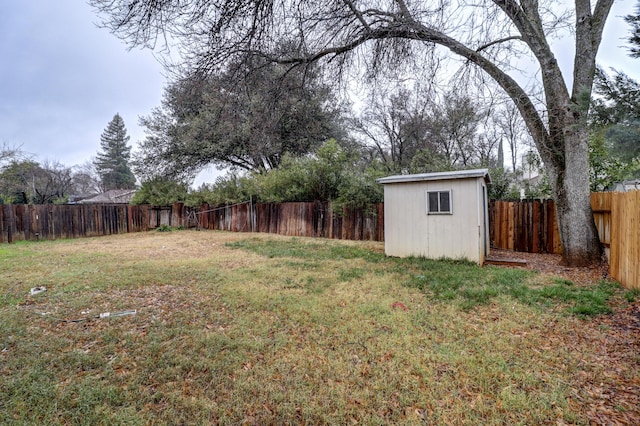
426, 190, 452, 215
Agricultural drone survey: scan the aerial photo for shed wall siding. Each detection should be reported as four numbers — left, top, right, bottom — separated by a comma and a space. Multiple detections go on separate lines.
383, 177, 483, 263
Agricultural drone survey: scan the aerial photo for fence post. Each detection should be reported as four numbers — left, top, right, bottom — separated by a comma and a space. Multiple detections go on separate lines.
171, 203, 181, 228
2, 205, 13, 243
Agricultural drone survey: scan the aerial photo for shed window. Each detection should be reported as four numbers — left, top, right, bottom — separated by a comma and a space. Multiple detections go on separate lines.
427, 190, 452, 214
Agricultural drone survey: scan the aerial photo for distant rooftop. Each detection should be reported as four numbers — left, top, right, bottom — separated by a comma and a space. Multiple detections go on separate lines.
77, 189, 136, 204
611, 180, 640, 192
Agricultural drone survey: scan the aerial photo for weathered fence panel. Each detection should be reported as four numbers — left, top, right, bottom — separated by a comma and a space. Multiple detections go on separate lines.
490, 196, 621, 256
196, 202, 383, 241
608, 191, 640, 290
0, 204, 157, 243
0, 201, 378, 244
591, 192, 612, 248
491, 194, 638, 289
490, 200, 562, 254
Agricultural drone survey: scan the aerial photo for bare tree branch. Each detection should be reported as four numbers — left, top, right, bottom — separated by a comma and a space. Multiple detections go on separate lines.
475, 35, 524, 53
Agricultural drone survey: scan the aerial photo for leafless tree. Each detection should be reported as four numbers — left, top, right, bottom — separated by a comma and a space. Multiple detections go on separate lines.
1, 142, 25, 166
35, 160, 75, 204
493, 102, 533, 174
427, 92, 483, 168
91, 0, 613, 265
0, 159, 74, 204
353, 85, 434, 173
71, 161, 103, 196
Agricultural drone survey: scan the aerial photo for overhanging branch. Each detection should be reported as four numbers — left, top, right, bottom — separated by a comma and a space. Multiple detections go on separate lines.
476, 36, 524, 52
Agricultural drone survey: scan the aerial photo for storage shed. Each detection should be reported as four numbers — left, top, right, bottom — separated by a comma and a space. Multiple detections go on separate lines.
377, 169, 491, 264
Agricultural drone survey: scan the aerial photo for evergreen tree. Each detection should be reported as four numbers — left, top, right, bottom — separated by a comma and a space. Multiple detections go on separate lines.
94, 113, 136, 190
626, 2, 640, 58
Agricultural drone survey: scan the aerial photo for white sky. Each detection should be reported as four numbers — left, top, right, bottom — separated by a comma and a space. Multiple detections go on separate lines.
0, 1, 165, 166
0, 1, 638, 186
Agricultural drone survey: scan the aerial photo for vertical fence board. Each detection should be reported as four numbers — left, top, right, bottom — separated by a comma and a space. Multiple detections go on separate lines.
532, 202, 540, 253
591, 193, 612, 247
546, 201, 555, 254
612, 193, 622, 285
499, 202, 508, 249
635, 191, 640, 289
0, 205, 4, 243
2, 205, 13, 243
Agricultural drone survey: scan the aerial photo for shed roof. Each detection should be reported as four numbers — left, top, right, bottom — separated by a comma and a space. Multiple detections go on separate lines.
376, 168, 491, 185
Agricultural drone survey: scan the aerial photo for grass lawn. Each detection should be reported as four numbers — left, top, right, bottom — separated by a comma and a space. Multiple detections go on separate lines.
1, 230, 638, 425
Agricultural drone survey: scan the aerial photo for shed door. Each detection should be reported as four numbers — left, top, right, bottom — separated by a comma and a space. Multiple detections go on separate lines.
482, 184, 488, 257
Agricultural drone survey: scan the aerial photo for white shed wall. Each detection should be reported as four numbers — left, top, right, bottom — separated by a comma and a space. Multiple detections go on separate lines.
383, 177, 487, 263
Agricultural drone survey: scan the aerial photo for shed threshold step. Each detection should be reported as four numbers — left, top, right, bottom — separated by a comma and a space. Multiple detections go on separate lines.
485, 257, 528, 267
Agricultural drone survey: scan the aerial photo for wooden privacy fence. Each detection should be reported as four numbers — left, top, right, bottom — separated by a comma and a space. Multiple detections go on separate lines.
490, 199, 562, 254
2, 197, 637, 289
0, 202, 384, 244
591, 192, 639, 290
491, 194, 639, 290
490, 196, 618, 255
197, 202, 385, 241
0, 204, 165, 243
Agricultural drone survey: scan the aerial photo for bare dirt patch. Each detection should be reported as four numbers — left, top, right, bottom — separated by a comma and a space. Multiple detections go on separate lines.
52, 230, 243, 261
489, 248, 609, 285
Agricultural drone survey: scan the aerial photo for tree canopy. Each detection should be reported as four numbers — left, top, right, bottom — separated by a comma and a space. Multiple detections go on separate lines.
135, 58, 346, 181
192, 139, 384, 209
591, 67, 640, 128
130, 177, 190, 206
0, 160, 74, 204
588, 67, 640, 188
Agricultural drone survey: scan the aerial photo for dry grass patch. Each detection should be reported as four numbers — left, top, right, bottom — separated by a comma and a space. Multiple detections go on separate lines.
1, 230, 638, 425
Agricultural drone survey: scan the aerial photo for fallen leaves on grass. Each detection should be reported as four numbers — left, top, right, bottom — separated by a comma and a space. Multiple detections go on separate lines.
542, 302, 640, 425
489, 248, 639, 425
391, 301, 408, 311
4, 234, 639, 425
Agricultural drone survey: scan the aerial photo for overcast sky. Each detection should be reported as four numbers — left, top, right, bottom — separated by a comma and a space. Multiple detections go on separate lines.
0, 1, 638, 184
0, 1, 166, 167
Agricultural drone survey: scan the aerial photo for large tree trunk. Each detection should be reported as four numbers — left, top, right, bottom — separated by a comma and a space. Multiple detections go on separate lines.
555, 0, 612, 266
547, 127, 603, 266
